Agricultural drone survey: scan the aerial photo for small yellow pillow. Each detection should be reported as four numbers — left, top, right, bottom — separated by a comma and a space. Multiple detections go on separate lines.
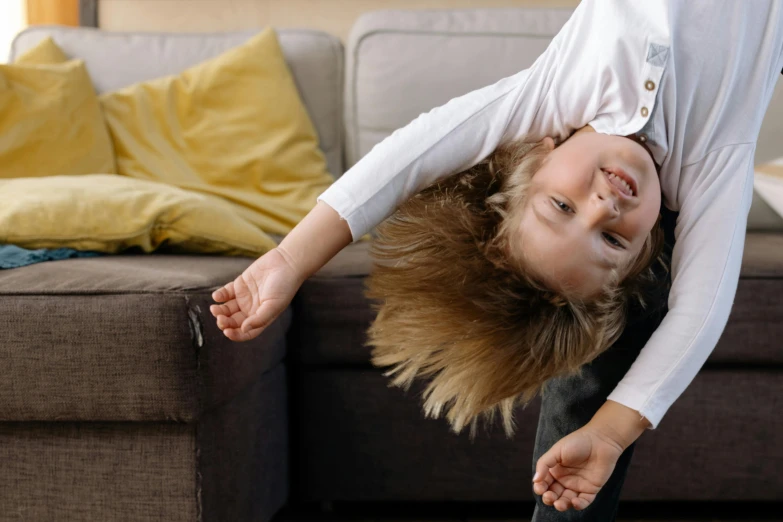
100, 28, 334, 236
15, 36, 69, 65
0, 175, 276, 256
0, 38, 115, 178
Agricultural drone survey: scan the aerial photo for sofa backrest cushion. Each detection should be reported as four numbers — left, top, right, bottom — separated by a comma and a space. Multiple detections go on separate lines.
10, 26, 344, 177
344, 8, 783, 230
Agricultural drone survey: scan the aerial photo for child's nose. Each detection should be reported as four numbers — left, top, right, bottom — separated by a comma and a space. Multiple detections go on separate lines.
593, 192, 620, 218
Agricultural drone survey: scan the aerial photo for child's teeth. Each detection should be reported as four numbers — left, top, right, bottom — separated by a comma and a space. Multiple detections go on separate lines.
607, 172, 633, 195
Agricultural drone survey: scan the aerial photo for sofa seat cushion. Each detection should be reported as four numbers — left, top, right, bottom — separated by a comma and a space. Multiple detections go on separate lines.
291, 233, 783, 366
0, 253, 290, 422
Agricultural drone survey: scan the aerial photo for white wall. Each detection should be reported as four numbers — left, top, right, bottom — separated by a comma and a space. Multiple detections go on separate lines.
0, 0, 26, 62
99, 0, 580, 41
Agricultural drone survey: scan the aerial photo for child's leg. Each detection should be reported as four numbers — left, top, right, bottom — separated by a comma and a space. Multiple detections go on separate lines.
531, 207, 677, 522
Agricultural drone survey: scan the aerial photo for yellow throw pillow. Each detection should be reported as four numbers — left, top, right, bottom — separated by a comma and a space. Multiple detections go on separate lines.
0, 58, 116, 177
14, 36, 69, 65
0, 175, 276, 256
100, 28, 334, 236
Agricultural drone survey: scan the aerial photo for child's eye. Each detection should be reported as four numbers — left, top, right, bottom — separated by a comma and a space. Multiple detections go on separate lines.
551, 198, 573, 213
603, 233, 625, 249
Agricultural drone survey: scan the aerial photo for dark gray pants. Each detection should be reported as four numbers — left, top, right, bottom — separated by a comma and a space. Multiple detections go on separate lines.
531, 208, 677, 522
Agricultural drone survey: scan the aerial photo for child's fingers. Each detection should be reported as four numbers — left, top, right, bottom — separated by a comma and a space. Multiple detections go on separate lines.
533, 448, 560, 492
216, 314, 240, 330
536, 446, 562, 474
222, 325, 264, 342
533, 471, 556, 495
209, 299, 240, 317
217, 309, 249, 330
210, 300, 239, 318
553, 496, 574, 512
532, 471, 555, 495
541, 480, 566, 505
544, 485, 576, 511
572, 494, 592, 511
212, 281, 235, 302
548, 481, 566, 498
240, 301, 280, 333
554, 488, 578, 511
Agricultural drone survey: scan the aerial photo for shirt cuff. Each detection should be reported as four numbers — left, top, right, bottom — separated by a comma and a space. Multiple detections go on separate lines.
317, 184, 368, 242
606, 382, 664, 430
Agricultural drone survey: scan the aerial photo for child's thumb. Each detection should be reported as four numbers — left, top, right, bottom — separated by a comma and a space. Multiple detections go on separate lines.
534, 446, 561, 482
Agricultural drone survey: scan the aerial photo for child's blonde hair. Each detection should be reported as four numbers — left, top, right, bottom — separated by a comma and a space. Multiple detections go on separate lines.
365, 139, 666, 437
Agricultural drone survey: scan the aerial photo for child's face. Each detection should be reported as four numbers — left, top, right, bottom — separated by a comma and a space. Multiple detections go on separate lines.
513, 128, 661, 299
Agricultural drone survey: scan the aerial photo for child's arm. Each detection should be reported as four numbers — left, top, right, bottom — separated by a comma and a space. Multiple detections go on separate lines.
606, 147, 755, 427
210, 201, 351, 340
211, 40, 573, 340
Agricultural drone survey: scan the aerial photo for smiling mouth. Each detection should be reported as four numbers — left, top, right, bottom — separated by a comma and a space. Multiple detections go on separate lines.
602, 168, 637, 197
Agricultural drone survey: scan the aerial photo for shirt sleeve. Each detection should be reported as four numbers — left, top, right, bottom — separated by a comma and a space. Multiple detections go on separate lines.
607, 145, 755, 428
316, 47, 562, 240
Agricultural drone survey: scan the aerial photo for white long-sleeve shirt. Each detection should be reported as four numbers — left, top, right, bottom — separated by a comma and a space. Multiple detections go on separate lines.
318, 0, 783, 428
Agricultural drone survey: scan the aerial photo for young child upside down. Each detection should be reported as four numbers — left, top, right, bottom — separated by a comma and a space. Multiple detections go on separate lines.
211, 1, 783, 519
364, 130, 667, 437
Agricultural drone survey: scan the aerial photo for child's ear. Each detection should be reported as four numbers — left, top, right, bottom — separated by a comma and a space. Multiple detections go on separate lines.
540, 136, 556, 151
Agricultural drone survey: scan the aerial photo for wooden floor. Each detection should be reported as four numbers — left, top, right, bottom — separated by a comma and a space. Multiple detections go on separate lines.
272, 502, 783, 522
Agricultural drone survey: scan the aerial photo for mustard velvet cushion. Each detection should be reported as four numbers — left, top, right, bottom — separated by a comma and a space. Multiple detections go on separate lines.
0, 42, 115, 177
2, 30, 334, 256
100, 28, 334, 236
14, 36, 69, 65
0, 174, 276, 256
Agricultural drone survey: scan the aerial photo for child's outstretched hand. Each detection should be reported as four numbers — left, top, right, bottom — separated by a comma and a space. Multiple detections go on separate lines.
210, 247, 305, 342
532, 425, 624, 512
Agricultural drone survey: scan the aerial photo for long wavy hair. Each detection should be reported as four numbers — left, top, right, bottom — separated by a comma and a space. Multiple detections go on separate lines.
365, 139, 666, 437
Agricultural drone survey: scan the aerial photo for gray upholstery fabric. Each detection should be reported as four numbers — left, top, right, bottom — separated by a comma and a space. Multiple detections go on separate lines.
0, 254, 289, 421
198, 366, 289, 522
290, 241, 375, 364
10, 27, 345, 177
0, 367, 287, 522
0, 252, 256, 294
292, 232, 783, 365
0, 422, 197, 521
344, 8, 573, 168
737, 232, 783, 277
626, 371, 783, 500
293, 369, 783, 502
294, 368, 543, 502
